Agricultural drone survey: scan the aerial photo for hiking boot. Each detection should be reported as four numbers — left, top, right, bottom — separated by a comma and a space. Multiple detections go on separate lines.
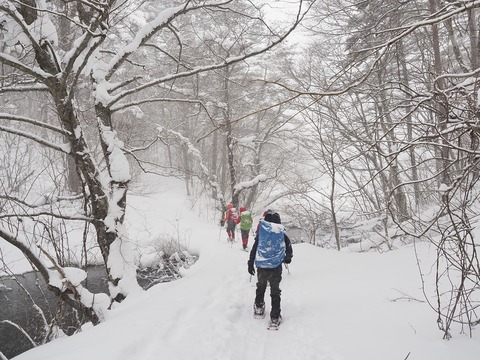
253, 303, 265, 318
269, 315, 282, 326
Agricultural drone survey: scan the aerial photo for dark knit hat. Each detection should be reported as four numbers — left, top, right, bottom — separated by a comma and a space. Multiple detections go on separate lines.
264, 211, 281, 224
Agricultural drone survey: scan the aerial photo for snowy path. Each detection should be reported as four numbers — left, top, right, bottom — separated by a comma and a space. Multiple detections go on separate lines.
15, 234, 341, 360
128, 240, 338, 360
18, 235, 480, 360
14, 185, 480, 360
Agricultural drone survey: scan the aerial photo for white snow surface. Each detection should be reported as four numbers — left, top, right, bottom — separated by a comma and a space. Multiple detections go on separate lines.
13, 178, 480, 360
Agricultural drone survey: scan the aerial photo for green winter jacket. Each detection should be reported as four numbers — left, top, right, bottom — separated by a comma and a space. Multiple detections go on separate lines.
240, 211, 253, 231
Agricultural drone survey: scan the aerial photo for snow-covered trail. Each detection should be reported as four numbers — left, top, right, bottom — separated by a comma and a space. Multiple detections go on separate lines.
15, 235, 337, 360
121, 240, 338, 360
15, 237, 465, 360
13, 184, 480, 360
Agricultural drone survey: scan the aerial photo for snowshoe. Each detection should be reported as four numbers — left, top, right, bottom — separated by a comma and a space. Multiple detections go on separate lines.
267, 315, 282, 330
253, 303, 265, 319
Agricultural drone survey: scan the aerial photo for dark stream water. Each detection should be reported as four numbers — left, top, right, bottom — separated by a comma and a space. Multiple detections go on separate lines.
0, 265, 175, 359
0, 267, 109, 359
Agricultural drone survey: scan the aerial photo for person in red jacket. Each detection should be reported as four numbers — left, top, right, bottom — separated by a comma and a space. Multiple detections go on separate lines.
255, 210, 268, 234
223, 203, 238, 242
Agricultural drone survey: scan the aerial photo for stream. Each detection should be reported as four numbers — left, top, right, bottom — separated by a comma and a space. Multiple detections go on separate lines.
0, 264, 182, 359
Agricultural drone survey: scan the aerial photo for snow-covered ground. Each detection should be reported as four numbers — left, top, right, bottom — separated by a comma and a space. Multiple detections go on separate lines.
11, 179, 480, 360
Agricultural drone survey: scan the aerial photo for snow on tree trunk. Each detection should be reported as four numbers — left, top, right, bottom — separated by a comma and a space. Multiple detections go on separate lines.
95, 105, 141, 302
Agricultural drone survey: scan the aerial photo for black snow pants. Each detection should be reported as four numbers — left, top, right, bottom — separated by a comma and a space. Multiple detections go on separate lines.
255, 266, 282, 319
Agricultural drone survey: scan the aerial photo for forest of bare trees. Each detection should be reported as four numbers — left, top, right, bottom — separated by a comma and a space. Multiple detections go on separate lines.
1, 0, 480, 346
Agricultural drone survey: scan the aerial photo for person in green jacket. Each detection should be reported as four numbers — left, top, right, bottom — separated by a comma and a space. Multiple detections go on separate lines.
238, 207, 253, 250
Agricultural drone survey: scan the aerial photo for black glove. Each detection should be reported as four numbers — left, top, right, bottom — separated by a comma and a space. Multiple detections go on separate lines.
248, 260, 255, 275
284, 256, 291, 264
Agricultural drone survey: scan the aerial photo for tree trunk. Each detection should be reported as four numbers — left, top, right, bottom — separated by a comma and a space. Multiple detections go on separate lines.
222, 67, 239, 207
428, 0, 450, 187
397, 39, 421, 208
329, 152, 341, 251
94, 103, 136, 303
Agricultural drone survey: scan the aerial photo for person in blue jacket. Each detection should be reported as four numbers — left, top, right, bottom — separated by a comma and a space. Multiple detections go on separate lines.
247, 210, 292, 326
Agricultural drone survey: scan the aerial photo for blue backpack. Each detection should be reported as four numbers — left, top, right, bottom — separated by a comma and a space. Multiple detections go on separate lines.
255, 220, 286, 269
